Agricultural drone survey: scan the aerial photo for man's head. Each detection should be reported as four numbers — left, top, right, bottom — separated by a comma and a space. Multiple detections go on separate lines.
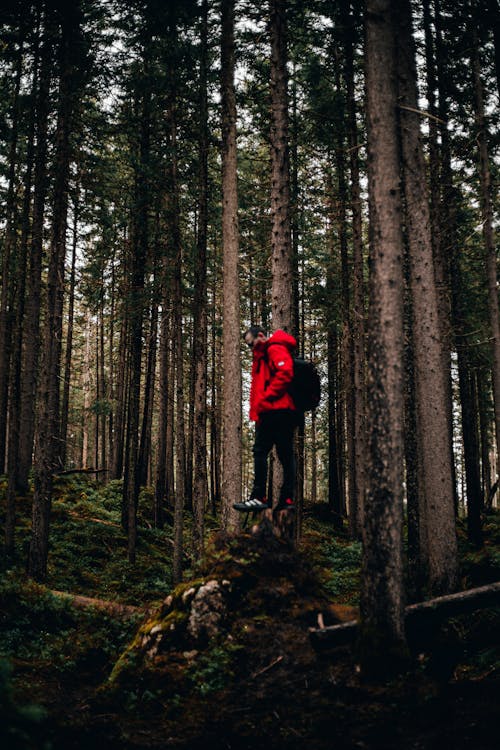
244, 325, 267, 350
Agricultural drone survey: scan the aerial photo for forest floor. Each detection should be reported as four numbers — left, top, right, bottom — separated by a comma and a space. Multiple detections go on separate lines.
1, 474, 499, 750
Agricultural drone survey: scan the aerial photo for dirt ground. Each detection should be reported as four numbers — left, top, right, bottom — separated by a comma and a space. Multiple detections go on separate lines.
9, 528, 498, 750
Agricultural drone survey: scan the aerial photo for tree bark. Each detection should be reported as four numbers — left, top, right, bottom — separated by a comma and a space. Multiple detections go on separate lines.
358, 0, 408, 675
269, 0, 296, 520
396, 0, 458, 596
0, 15, 25, 474
18, 12, 53, 493
423, 0, 458, 515
5, 15, 38, 553
123, 36, 151, 564
138, 301, 158, 488
192, 0, 210, 558
269, 0, 293, 331
220, 0, 242, 530
60, 184, 79, 469
471, 26, 500, 484
343, 0, 366, 538
28, 3, 84, 580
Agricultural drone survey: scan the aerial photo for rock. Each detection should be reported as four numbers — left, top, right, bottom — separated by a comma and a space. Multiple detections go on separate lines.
187, 580, 228, 642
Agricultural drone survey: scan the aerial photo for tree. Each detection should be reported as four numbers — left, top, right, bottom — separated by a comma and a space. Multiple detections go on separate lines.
471, 18, 500, 501
220, 0, 242, 530
28, 2, 87, 579
396, 0, 459, 595
358, 0, 408, 675
192, 0, 210, 558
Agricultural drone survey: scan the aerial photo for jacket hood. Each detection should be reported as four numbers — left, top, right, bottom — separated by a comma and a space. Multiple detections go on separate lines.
265, 329, 297, 351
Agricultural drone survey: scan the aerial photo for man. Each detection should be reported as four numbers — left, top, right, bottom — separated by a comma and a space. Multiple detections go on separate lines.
233, 325, 297, 513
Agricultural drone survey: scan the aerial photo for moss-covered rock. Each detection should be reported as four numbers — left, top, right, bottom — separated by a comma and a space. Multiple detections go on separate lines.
106, 528, 341, 709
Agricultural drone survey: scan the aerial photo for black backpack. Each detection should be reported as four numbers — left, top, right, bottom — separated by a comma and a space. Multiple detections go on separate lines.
289, 356, 321, 412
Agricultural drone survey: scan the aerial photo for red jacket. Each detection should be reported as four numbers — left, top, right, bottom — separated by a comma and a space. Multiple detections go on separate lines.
249, 329, 297, 422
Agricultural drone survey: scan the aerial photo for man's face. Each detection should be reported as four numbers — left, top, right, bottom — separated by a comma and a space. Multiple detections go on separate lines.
245, 331, 266, 349
245, 332, 255, 349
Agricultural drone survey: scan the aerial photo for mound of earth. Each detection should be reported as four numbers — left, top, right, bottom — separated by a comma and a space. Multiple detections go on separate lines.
89, 527, 498, 750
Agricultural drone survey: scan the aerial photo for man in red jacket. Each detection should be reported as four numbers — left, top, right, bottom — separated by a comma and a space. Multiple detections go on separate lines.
233, 325, 297, 513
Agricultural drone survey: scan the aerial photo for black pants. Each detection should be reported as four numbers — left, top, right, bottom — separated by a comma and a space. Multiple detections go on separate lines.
252, 410, 297, 502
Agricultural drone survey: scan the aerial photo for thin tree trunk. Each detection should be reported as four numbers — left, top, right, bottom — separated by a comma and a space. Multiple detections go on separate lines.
124, 39, 151, 563
471, 27, 500, 480
343, 0, 366, 537
164, 38, 186, 583
458, 359, 483, 548
396, 0, 458, 596
0, 19, 25, 474
423, 0, 458, 514
192, 0, 210, 559
403, 272, 422, 602
269, 0, 295, 518
138, 301, 158, 488
476, 369, 491, 509
99, 279, 107, 476
82, 313, 91, 468
327, 326, 343, 527
111, 297, 128, 480
358, 0, 408, 675
154, 302, 169, 528
60, 185, 79, 469
5, 17, 38, 553
220, 0, 242, 530
18, 13, 52, 493
434, 0, 483, 545
269, 0, 293, 331
28, 4, 83, 580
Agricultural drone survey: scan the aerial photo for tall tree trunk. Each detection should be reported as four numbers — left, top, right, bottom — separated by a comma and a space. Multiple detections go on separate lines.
326, 221, 343, 529
334, 92, 356, 533
99, 279, 107, 476
358, 0, 408, 675
123, 37, 151, 563
486, 0, 500, 100
423, 0, 458, 513
396, 0, 458, 596
220, 0, 242, 530
457, 361, 483, 548
164, 36, 187, 583
269, 0, 293, 330
343, 0, 366, 538
403, 267, 422, 602
435, 0, 483, 543
210, 278, 222, 515
28, 4, 83, 580
471, 26, 500, 483
5, 16, 38, 553
290, 63, 304, 535
269, 0, 295, 516
111, 296, 128, 480
0, 18, 25, 474
60, 185, 79, 469
327, 328, 342, 529
154, 300, 170, 528
192, 0, 209, 558
82, 313, 92, 468
138, 301, 158, 488
476, 369, 491, 508
18, 13, 53, 493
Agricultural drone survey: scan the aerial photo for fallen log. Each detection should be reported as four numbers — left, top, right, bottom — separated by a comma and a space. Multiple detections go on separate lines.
54, 468, 109, 476
49, 589, 148, 619
310, 581, 500, 652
